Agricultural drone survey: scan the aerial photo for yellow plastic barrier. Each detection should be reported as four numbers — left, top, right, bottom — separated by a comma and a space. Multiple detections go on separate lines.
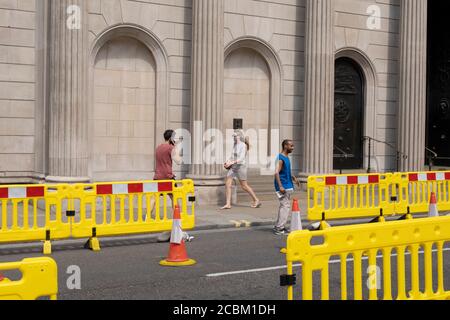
284, 216, 450, 300
0, 184, 71, 251
0, 180, 196, 253
307, 173, 398, 221
396, 171, 450, 214
70, 179, 196, 250
0, 257, 58, 300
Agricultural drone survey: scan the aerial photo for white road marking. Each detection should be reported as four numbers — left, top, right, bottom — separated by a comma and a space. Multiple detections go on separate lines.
207, 265, 289, 277
206, 247, 450, 278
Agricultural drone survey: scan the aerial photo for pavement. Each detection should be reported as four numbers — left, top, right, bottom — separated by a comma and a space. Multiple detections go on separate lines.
193, 190, 437, 232
193, 190, 308, 231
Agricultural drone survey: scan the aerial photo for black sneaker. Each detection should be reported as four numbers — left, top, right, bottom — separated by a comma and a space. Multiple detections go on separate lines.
273, 228, 289, 236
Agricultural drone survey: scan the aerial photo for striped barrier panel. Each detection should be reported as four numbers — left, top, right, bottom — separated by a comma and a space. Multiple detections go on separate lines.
307, 173, 397, 221
283, 216, 450, 300
0, 257, 58, 300
396, 171, 450, 214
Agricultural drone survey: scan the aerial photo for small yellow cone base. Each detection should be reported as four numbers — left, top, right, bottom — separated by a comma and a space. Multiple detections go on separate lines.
159, 259, 196, 267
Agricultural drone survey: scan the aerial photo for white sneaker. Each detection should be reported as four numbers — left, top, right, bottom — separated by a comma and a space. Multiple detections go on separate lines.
183, 232, 194, 242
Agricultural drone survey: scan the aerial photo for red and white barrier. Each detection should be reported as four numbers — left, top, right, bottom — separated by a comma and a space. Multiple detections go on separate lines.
96, 182, 173, 195
325, 175, 380, 186
408, 173, 450, 182
0, 186, 45, 199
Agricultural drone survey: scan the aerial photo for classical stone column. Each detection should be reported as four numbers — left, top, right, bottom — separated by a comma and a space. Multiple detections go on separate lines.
47, 0, 89, 182
187, 0, 225, 204
398, 0, 428, 171
301, 0, 335, 176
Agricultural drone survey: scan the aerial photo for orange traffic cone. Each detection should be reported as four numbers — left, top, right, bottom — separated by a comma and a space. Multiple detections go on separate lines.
428, 192, 439, 217
291, 199, 302, 231
0, 273, 4, 282
160, 205, 196, 267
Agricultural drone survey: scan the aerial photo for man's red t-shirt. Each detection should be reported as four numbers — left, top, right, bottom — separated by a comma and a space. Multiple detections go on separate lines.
154, 143, 175, 180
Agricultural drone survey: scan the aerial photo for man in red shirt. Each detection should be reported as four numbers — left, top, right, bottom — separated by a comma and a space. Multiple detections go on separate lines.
154, 129, 182, 180
147, 130, 182, 217
149, 130, 193, 242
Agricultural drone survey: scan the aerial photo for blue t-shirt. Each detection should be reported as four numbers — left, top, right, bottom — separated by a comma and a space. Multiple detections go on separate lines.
274, 154, 294, 192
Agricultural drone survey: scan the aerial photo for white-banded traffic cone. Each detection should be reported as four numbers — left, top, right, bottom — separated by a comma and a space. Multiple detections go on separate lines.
428, 192, 439, 217
160, 205, 196, 267
291, 199, 302, 231
280, 199, 302, 254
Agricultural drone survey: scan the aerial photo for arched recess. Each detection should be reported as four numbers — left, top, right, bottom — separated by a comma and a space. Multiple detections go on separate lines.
224, 37, 283, 171
89, 24, 169, 180
335, 48, 378, 171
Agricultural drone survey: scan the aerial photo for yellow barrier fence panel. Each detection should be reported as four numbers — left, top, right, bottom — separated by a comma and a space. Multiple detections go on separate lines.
0, 257, 58, 300
71, 179, 195, 241
307, 173, 396, 221
396, 171, 450, 214
0, 184, 71, 248
285, 216, 450, 300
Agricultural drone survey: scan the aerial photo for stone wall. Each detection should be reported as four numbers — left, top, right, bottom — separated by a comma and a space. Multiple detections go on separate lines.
92, 36, 157, 180
0, 0, 37, 182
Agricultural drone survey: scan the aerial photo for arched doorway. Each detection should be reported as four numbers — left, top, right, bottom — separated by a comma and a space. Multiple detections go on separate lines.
91, 36, 156, 180
224, 38, 282, 177
224, 47, 270, 171
334, 57, 365, 170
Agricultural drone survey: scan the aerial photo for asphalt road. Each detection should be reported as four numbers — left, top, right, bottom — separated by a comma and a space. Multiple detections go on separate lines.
0, 226, 449, 300
0, 227, 288, 300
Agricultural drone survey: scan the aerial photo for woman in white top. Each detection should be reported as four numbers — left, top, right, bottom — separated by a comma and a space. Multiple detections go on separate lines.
221, 130, 261, 210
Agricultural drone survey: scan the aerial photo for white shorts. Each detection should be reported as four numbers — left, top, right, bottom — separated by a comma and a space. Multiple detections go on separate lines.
227, 165, 247, 181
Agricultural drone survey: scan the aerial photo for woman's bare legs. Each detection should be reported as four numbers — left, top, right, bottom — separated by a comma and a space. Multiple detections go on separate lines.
220, 176, 234, 209
239, 180, 261, 207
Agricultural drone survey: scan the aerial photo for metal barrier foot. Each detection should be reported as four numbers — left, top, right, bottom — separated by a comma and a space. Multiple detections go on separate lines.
84, 227, 101, 252
43, 240, 52, 255
85, 237, 101, 252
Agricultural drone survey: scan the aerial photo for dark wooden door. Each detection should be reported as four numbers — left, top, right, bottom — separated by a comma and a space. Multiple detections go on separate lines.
334, 58, 364, 170
427, 1, 450, 166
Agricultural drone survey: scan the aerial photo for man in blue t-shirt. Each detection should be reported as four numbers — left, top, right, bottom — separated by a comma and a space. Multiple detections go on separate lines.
273, 140, 300, 235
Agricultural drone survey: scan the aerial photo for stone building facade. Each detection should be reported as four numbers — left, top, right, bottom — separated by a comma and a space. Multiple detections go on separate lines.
0, 0, 446, 203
